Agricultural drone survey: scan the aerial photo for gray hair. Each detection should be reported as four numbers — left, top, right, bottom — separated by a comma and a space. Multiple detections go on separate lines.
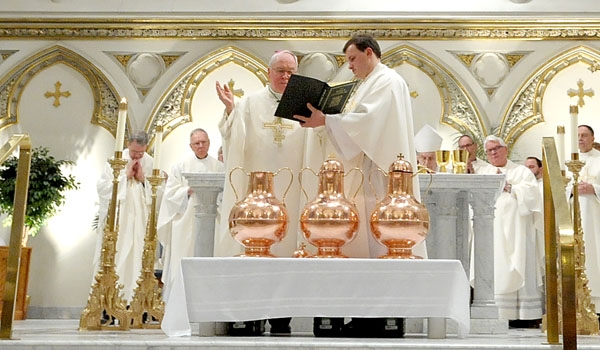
190, 128, 208, 139
128, 130, 149, 145
483, 135, 507, 148
269, 50, 298, 68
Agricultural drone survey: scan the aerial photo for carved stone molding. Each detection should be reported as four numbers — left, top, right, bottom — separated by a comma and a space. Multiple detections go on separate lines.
2, 19, 600, 40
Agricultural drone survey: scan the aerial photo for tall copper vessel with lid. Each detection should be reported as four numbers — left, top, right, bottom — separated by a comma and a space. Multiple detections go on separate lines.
370, 154, 429, 259
228, 167, 292, 257
300, 156, 361, 258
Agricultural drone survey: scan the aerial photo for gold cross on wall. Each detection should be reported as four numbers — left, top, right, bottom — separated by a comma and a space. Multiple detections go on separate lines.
263, 117, 293, 145
44, 81, 71, 107
227, 79, 244, 98
567, 79, 594, 107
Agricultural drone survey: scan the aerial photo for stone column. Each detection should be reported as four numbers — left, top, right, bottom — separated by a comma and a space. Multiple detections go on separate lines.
182, 172, 225, 257
182, 172, 225, 336
419, 173, 505, 333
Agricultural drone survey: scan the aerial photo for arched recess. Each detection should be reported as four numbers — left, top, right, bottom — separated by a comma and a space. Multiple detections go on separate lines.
147, 46, 268, 142
502, 45, 600, 149
382, 45, 485, 146
0, 45, 122, 135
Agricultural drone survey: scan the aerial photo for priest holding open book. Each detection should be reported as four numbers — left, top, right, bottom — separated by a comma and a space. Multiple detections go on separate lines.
295, 33, 425, 260
296, 33, 424, 337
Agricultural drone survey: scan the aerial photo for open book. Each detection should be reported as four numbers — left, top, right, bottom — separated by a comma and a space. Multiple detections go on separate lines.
274, 74, 359, 122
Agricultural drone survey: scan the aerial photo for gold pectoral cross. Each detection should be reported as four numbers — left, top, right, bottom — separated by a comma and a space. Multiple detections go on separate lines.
264, 117, 293, 145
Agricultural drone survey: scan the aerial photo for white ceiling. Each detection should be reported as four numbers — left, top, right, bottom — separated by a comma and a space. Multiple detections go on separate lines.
0, 0, 599, 19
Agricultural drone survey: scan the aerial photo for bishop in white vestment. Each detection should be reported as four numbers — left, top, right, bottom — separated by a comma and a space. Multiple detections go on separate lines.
215, 51, 324, 258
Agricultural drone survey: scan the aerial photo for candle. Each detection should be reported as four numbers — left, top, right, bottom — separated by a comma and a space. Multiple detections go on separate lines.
570, 105, 579, 155
114, 97, 127, 153
153, 124, 163, 170
556, 124, 565, 170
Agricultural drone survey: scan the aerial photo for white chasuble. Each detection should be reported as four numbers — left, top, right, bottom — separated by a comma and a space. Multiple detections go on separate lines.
574, 148, 600, 307
95, 149, 154, 302
157, 154, 224, 300
217, 86, 325, 257
324, 63, 424, 258
480, 160, 543, 319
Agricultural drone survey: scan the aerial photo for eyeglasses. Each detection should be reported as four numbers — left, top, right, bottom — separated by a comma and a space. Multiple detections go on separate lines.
458, 142, 474, 149
485, 145, 505, 154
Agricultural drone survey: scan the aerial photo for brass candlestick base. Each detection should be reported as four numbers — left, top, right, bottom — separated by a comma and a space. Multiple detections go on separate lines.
80, 155, 129, 331
566, 157, 599, 335
130, 170, 165, 328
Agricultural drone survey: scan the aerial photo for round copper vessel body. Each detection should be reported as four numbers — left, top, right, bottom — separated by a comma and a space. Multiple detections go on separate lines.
229, 169, 291, 257
300, 157, 359, 258
370, 154, 429, 259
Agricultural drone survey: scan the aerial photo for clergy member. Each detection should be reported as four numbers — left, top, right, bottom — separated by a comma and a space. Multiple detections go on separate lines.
215, 50, 324, 336
295, 33, 419, 337
570, 125, 600, 309
156, 128, 224, 302
458, 134, 489, 174
479, 135, 544, 328
95, 130, 156, 303
414, 124, 443, 173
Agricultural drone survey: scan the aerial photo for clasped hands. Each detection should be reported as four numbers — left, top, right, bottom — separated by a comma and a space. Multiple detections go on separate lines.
578, 181, 596, 195
127, 159, 145, 183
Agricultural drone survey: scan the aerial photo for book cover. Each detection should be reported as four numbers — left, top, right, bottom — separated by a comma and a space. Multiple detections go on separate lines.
274, 74, 358, 122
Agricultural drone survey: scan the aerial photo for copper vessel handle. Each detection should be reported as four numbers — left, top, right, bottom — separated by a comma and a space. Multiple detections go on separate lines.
368, 167, 387, 203
274, 167, 293, 203
229, 166, 249, 202
413, 167, 434, 200
298, 167, 317, 201
345, 167, 364, 201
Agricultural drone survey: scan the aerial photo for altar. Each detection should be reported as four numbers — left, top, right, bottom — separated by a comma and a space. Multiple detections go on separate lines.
162, 257, 470, 338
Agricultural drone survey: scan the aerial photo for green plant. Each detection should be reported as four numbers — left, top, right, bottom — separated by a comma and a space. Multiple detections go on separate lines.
0, 146, 79, 238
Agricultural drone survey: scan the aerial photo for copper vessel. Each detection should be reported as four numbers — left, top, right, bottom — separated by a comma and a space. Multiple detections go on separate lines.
370, 154, 429, 259
300, 156, 361, 258
228, 167, 292, 257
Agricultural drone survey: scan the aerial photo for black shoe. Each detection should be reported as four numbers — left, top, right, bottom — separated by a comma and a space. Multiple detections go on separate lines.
227, 320, 266, 336
313, 317, 344, 337
509, 319, 542, 329
268, 317, 292, 336
342, 318, 405, 338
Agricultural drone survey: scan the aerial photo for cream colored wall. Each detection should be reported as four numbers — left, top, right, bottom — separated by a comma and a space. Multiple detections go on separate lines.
1, 4, 600, 317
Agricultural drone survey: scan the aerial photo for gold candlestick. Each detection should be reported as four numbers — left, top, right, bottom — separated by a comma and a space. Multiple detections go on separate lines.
80, 152, 130, 331
129, 169, 165, 328
565, 154, 599, 335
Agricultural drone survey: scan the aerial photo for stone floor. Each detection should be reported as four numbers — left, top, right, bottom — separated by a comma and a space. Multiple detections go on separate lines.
0, 319, 599, 350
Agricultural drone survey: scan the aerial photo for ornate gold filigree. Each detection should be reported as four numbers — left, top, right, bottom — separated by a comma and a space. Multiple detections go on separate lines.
3, 19, 600, 40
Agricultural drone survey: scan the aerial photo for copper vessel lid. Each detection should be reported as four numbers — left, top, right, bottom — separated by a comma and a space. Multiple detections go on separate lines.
321, 154, 344, 173
389, 153, 413, 173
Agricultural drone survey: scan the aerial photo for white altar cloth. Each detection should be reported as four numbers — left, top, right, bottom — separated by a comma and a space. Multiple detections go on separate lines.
162, 257, 470, 338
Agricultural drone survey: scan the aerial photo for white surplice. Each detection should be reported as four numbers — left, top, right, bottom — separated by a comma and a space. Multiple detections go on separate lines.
156, 153, 224, 301
216, 86, 324, 257
94, 149, 154, 302
479, 160, 544, 320
323, 62, 425, 258
573, 148, 600, 307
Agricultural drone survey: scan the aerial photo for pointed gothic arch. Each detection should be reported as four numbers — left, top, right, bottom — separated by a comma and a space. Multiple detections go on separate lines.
0, 45, 122, 135
382, 45, 486, 147
148, 46, 268, 141
502, 45, 600, 149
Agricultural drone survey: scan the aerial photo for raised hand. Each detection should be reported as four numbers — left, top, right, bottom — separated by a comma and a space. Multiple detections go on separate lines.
216, 81, 235, 115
